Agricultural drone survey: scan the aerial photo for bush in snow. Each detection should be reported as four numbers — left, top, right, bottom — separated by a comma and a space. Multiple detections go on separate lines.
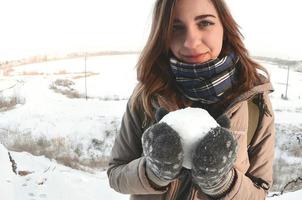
0, 95, 20, 111
49, 79, 82, 99
54, 79, 75, 87
0, 81, 25, 111
270, 124, 302, 193
3, 118, 121, 172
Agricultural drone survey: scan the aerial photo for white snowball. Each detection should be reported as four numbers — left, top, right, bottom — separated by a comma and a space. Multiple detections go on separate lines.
159, 107, 218, 169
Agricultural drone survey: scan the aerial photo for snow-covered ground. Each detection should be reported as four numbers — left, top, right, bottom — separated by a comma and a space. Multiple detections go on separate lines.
0, 144, 129, 200
1, 54, 302, 199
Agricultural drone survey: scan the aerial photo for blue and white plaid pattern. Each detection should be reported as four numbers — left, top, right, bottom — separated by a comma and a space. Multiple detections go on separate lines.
170, 53, 239, 104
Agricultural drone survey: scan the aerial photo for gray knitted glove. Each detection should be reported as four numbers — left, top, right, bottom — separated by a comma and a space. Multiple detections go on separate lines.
142, 108, 184, 187
192, 126, 237, 198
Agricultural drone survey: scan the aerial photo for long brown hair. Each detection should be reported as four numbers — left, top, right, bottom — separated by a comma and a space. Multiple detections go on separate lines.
131, 0, 265, 120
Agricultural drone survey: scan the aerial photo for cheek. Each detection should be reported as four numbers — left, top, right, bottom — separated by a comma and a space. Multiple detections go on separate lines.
170, 38, 180, 56
205, 29, 224, 57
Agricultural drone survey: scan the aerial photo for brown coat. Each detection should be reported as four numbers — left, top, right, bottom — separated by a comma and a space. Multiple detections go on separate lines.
107, 81, 275, 200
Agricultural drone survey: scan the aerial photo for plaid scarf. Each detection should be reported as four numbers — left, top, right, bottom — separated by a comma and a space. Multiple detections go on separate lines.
170, 52, 239, 104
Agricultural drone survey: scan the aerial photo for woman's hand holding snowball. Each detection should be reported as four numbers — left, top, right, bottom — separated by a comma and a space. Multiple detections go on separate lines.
158, 107, 238, 198
142, 107, 238, 197
141, 109, 184, 188
192, 121, 238, 198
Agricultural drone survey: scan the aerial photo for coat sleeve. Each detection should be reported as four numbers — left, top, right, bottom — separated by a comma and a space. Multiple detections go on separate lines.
106, 100, 167, 195
225, 94, 275, 200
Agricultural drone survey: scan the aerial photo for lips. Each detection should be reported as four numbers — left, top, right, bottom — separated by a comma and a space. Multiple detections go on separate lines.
181, 52, 211, 63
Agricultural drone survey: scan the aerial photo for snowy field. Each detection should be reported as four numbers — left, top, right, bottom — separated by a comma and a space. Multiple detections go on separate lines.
1, 54, 302, 199
0, 55, 138, 171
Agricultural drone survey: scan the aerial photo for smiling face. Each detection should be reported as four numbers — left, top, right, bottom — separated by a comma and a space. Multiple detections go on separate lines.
170, 0, 224, 64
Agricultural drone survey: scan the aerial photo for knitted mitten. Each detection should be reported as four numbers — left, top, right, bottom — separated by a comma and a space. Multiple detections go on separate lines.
142, 108, 184, 187
192, 126, 237, 198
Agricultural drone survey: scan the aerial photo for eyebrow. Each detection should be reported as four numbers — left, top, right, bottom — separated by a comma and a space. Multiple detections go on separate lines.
195, 14, 216, 20
174, 14, 216, 23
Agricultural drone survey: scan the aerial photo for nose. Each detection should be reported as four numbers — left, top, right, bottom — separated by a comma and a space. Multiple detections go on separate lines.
183, 27, 202, 50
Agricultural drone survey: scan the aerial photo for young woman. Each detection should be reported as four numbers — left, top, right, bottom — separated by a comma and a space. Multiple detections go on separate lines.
107, 0, 275, 199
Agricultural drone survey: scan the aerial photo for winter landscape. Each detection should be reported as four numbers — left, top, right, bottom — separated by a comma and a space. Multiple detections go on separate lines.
1, 0, 302, 199
1, 53, 302, 199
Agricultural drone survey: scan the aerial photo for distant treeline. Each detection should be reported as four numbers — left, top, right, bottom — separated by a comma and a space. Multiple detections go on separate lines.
0, 51, 140, 69
253, 56, 302, 72
253, 56, 302, 66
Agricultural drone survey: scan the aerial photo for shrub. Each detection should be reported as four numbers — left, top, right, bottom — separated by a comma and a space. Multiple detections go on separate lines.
3, 118, 121, 172
49, 79, 83, 99
0, 83, 25, 111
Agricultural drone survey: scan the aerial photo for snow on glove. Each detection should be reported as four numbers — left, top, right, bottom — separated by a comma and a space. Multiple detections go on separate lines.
142, 108, 184, 187
192, 126, 237, 198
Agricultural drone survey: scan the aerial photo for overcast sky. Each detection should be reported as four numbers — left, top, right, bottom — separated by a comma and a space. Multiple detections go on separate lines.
0, 0, 301, 60
228, 0, 302, 60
